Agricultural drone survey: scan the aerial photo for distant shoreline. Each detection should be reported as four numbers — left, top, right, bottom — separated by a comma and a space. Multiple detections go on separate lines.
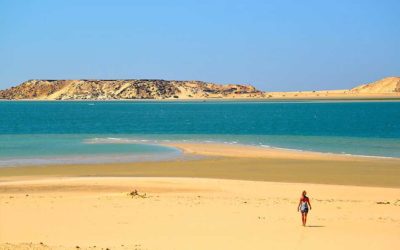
1, 96, 400, 101
1, 77, 399, 100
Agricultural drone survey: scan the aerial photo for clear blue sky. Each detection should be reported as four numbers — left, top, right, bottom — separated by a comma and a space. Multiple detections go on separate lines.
0, 0, 399, 91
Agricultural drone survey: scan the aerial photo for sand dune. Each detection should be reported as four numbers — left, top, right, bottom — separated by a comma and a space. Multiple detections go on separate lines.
265, 76, 400, 99
350, 77, 400, 93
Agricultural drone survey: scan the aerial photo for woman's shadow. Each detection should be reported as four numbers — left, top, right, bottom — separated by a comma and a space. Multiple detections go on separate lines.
306, 225, 325, 227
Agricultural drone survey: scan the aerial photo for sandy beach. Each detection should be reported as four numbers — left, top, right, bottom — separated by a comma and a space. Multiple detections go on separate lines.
1, 143, 399, 249
2, 0, 400, 249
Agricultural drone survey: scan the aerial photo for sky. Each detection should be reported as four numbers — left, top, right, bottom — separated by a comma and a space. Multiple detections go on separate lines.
0, 0, 399, 91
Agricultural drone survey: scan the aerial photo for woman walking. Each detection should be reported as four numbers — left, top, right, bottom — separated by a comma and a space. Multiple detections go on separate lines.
297, 190, 312, 226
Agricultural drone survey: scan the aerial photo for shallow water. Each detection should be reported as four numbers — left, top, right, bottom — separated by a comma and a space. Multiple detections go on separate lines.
0, 100, 399, 165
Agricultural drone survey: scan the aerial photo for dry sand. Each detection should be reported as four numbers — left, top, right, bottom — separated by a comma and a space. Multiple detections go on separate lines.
263, 91, 400, 99
0, 143, 399, 249
1, 177, 399, 250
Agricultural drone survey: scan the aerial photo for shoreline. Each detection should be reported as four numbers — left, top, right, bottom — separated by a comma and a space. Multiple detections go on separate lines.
1, 143, 399, 249
1, 140, 398, 168
1, 142, 399, 188
164, 142, 400, 161
1, 96, 400, 101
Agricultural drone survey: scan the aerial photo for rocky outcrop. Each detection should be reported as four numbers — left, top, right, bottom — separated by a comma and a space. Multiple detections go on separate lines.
0, 79, 264, 100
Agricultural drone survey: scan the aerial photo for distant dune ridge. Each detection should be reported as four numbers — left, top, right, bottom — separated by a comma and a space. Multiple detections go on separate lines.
0, 76, 399, 100
349, 76, 400, 93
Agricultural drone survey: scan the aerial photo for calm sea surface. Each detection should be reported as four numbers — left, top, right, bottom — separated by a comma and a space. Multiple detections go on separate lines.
1, 101, 399, 166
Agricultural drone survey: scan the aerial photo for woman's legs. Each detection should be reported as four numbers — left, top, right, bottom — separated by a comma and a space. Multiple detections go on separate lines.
301, 212, 305, 226
301, 212, 308, 226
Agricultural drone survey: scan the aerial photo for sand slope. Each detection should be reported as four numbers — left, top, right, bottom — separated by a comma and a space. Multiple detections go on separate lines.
265, 76, 400, 99
350, 77, 400, 93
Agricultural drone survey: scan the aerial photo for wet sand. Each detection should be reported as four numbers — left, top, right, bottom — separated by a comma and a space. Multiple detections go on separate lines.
1, 143, 399, 188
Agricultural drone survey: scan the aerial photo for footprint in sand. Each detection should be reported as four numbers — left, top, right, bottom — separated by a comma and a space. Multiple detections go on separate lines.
376, 201, 390, 205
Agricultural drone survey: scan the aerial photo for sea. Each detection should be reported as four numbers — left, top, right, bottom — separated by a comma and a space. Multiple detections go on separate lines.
0, 100, 399, 166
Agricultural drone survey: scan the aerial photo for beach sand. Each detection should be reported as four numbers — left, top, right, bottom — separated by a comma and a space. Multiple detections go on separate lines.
0, 143, 399, 249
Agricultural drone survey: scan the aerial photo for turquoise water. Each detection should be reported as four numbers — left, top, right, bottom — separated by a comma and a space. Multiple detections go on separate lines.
0, 134, 181, 166
0, 100, 399, 166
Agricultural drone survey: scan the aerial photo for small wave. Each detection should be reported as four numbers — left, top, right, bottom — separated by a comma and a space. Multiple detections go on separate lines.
220, 141, 239, 145
259, 144, 305, 152
259, 144, 395, 159
340, 153, 395, 159
84, 137, 145, 144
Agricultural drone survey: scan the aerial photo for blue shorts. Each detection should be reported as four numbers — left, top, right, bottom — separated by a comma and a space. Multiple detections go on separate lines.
301, 207, 309, 213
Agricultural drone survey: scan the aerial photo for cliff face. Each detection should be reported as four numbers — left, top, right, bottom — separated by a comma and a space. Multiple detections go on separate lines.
0, 79, 264, 100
